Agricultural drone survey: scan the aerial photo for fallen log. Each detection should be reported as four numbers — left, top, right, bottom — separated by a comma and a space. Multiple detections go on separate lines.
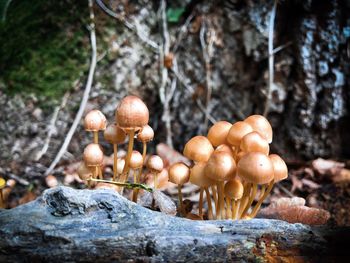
0, 186, 349, 262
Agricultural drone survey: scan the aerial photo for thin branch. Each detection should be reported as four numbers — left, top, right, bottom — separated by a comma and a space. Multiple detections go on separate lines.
263, 0, 277, 117
88, 178, 153, 192
172, 13, 195, 53
45, 0, 98, 176
95, 0, 159, 51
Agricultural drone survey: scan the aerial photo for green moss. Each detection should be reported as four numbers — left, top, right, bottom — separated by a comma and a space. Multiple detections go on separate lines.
0, 0, 90, 101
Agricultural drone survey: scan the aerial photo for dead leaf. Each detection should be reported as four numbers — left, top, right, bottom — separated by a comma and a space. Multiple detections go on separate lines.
259, 197, 330, 225
333, 168, 350, 183
156, 143, 190, 168
18, 191, 37, 205
301, 178, 320, 189
312, 158, 344, 175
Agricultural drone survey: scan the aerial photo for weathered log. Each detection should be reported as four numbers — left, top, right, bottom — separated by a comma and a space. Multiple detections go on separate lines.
0, 186, 349, 262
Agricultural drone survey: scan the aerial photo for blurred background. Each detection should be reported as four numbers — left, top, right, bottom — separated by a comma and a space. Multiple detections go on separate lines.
0, 0, 349, 224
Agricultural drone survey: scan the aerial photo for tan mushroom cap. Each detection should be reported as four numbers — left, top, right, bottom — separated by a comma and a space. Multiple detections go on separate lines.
169, 162, 190, 185
235, 151, 246, 163
205, 152, 236, 182
104, 123, 126, 144
224, 179, 244, 200
129, 151, 143, 169
207, 121, 232, 147
117, 158, 125, 174
84, 110, 107, 131
183, 136, 214, 162
227, 121, 253, 147
244, 115, 273, 143
237, 152, 274, 184
77, 162, 93, 180
214, 144, 235, 156
190, 162, 216, 188
240, 132, 269, 155
269, 154, 288, 182
83, 144, 104, 167
137, 124, 154, 143
147, 155, 164, 173
116, 95, 149, 131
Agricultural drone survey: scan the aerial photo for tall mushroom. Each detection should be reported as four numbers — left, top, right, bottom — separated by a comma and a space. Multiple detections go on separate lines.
103, 123, 126, 181
84, 110, 107, 143
129, 150, 143, 202
250, 154, 288, 218
136, 125, 154, 183
205, 152, 236, 219
83, 143, 104, 184
147, 155, 164, 189
237, 152, 274, 218
116, 96, 149, 187
169, 162, 190, 215
189, 162, 216, 219
224, 179, 244, 219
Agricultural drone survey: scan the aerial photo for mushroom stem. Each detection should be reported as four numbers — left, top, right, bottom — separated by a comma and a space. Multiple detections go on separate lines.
133, 142, 147, 201
0, 190, 4, 208
93, 131, 98, 143
250, 181, 274, 218
217, 182, 225, 219
204, 187, 213, 220
112, 144, 118, 181
132, 170, 139, 202
238, 182, 250, 218
120, 129, 135, 187
98, 166, 103, 180
199, 188, 204, 218
241, 183, 257, 218
153, 172, 158, 189
211, 185, 218, 218
231, 199, 237, 220
225, 197, 232, 219
178, 185, 184, 215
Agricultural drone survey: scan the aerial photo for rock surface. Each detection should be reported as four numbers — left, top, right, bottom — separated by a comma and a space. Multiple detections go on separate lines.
0, 186, 349, 262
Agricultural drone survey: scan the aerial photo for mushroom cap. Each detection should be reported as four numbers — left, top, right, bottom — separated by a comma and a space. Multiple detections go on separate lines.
168, 162, 190, 185
83, 144, 104, 166
207, 121, 232, 147
147, 155, 164, 173
214, 144, 235, 156
77, 162, 93, 180
235, 151, 246, 163
237, 152, 274, 184
240, 132, 269, 155
224, 179, 244, 200
116, 95, 149, 131
84, 110, 107, 131
183, 136, 214, 162
0, 177, 6, 189
129, 150, 143, 169
244, 115, 273, 143
104, 123, 126, 144
189, 162, 216, 187
226, 121, 253, 147
137, 124, 154, 143
117, 158, 125, 174
269, 154, 288, 182
205, 152, 236, 182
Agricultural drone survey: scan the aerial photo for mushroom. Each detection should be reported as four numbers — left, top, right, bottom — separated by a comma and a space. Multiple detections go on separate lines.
224, 179, 244, 219
190, 162, 216, 219
227, 121, 253, 153
240, 131, 269, 155
0, 177, 6, 208
84, 110, 107, 143
129, 150, 144, 202
147, 155, 164, 189
250, 154, 288, 218
77, 162, 93, 181
205, 152, 236, 219
183, 135, 214, 163
116, 95, 149, 187
207, 121, 232, 147
83, 143, 104, 185
244, 115, 273, 144
169, 162, 190, 215
214, 144, 235, 156
136, 124, 154, 186
237, 152, 274, 218
104, 123, 126, 181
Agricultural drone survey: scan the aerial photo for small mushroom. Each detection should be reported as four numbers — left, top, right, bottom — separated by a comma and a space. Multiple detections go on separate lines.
224, 179, 244, 219
147, 155, 164, 189
84, 110, 107, 143
227, 121, 253, 149
136, 125, 154, 186
244, 115, 273, 144
77, 162, 93, 181
240, 131, 269, 155
104, 123, 126, 181
190, 162, 216, 219
183, 136, 214, 163
129, 150, 144, 202
0, 177, 6, 208
169, 162, 190, 215
214, 144, 235, 156
83, 143, 104, 185
116, 96, 149, 188
207, 121, 232, 147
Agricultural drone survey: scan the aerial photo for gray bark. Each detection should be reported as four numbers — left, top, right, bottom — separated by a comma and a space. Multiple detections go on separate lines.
0, 186, 349, 262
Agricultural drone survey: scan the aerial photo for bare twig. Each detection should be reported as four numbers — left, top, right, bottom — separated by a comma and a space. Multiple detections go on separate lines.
35, 92, 70, 161
45, 0, 98, 176
7, 173, 30, 186
95, 0, 159, 51
88, 178, 153, 192
172, 13, 195, 53
263, 0, 277, 117
200, 18, 215, 130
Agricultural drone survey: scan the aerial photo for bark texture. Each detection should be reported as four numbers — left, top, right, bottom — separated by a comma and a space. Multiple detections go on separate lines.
0, 186, 349, 262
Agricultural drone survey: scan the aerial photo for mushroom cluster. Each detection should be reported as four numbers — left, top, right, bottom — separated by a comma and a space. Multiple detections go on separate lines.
169, 115, 288, 220
78, 96, 163, 202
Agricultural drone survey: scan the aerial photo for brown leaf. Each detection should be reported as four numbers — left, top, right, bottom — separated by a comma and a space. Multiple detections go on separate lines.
300, 178, 321, 189
312, 158, 344, 175
156, 143, 190, 168
18, 191, 37, 206
259, 197, 330, 225
332, 168, 350, 183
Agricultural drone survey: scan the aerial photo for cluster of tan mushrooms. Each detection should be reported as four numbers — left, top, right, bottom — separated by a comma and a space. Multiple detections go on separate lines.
169, 116, 288, 220
78, 95, 163, 201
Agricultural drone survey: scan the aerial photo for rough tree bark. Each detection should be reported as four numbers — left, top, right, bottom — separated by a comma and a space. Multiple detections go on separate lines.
0, 186, 349, 262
